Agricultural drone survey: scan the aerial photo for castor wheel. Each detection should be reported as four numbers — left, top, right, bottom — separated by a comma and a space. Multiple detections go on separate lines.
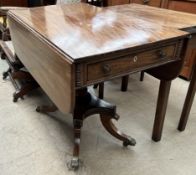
2, 71, 8, 80
123, 137, 136, 147
67, 158, 80, 171
36, 106, 41, 112
13, 96, 18, 103
0, 53, 6, 60
13, 92, 20, 103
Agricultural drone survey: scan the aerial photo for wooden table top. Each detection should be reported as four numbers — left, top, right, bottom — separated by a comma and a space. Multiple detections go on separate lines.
108, 3, 196, 31
8, 3, 188, 62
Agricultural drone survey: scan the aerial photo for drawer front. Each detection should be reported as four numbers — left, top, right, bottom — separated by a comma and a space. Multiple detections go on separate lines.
131, 0, 162, 7
87, 45, 176, 82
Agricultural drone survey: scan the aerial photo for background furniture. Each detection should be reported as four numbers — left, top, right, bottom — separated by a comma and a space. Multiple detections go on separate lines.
0, 1, 57, 102
108, 3, 196, 139
165, 0, 196, 79
178, 61, 196, 131
0, 40, 39, 102
0, 0, 105, 103
0, 0, 28, 7
0, 0, 57, 7
105, 0, 196, 80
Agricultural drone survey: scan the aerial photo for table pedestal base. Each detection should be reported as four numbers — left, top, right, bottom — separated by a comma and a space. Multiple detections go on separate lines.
37, 88, 136, 170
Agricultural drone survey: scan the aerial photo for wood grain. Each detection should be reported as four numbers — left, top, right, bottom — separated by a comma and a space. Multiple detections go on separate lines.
8, 3, 187, 62
8, 17, 75, 113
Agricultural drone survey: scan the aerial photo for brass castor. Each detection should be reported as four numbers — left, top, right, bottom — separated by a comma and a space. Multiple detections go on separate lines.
36, 106, 41, 112
13, 92, 24, 103
2, 71, 9, 80
67, 158, 80, 171
123, 137, 136, 147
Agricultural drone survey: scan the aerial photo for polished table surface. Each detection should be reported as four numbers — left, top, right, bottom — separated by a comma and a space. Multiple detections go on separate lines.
8, 3, 188, 60
107, 3, 196, 30
6, 3, 194, 169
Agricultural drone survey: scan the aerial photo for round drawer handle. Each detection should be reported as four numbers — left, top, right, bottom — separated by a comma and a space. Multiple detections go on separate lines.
143, 0, 150, 4
133, 56, 138, 63
102, 64, 111, 74
158, 50, 167, 59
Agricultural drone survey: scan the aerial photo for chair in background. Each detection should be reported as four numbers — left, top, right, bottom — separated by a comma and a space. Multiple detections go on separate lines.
0, 2, 55, 102
0, 0, 105, 102
178, 62, 196, 131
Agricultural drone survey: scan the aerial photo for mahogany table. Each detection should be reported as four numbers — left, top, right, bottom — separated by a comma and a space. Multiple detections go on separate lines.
7, 3, 189, 169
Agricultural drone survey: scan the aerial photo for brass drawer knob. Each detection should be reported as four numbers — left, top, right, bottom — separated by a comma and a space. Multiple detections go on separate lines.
133, 56, 138, 62
158, 50, 167, 59
102, 64, 111, 74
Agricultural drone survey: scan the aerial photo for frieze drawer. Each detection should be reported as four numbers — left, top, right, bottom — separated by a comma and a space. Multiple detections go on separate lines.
87, 44, 177, 82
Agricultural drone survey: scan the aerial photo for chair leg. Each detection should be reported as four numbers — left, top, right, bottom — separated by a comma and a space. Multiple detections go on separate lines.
178, 64, 196, 131
93, 83, 104, 99
140, 71, 145, 81
98, 82, 104, 99
13, 82, 39, 102
93, 84, 99, 89
121, 75, 129, 91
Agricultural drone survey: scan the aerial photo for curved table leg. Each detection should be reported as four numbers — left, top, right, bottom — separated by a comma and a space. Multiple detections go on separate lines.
100, 113, 136, 146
